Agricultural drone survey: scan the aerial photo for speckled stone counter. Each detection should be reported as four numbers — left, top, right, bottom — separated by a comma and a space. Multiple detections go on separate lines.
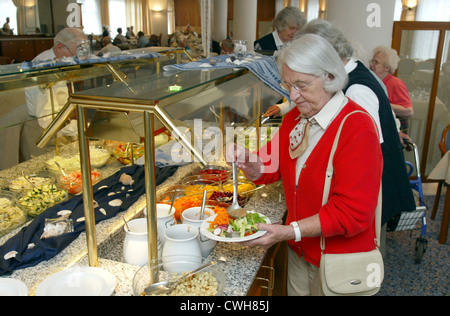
0, 153, 287, 296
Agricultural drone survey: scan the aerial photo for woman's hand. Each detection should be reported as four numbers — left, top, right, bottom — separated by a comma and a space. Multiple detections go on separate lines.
225, 143, 265, 181
241, 223, 293, 249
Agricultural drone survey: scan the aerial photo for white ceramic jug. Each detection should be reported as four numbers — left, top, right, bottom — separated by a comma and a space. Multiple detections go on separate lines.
181, 207, 217, 257
155, 204, 176, 245
162, 224, 202, 272
123, 218, 161, 266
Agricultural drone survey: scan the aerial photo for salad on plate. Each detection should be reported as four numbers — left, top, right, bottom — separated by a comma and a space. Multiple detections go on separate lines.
205, 207, 269, 240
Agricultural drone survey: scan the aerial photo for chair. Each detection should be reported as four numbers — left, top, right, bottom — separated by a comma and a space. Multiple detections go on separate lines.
398, 58, 416, 78
431, 124, 450, 220
416, 61, 434, 71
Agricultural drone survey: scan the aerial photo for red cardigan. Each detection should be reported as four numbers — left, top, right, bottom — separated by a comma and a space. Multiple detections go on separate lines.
254, 99, 383, 267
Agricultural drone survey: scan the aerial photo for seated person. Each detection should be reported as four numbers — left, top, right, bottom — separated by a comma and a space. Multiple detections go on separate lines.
114, 28, 127, 45
99, 36, 121, 55
370, 46, 414, 134
137, 31, 149, 48
220, 39, 234, 55
145, 34, 160, 47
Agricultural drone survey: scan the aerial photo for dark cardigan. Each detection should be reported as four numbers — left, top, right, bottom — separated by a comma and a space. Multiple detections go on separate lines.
344, 61, 416, 225
254, 33, 277, 51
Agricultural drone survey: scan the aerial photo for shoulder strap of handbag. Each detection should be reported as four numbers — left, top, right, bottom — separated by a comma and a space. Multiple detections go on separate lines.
320, 110, 382, 252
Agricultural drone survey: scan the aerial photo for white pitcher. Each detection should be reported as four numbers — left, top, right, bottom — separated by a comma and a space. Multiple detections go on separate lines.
162, 224, 202, 273
123, 218, 161, 266
181, 207, 217, 257
156, 204, 176, 246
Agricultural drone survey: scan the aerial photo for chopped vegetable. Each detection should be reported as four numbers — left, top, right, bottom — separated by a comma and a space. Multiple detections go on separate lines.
161, 195, 202, 220
208, 210, 267, 238
58, 170, 101, 195
209, 207, 230, 228
18, 185, 67, 217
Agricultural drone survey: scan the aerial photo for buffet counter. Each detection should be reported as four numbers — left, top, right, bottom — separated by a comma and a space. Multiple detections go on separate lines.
0, 52, 287, 296
0, 152, 286, 296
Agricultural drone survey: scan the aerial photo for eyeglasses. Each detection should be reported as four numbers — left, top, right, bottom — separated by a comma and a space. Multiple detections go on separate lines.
63, 43, 77, 56
370, 59, 382, 65
280, 75, 321, 92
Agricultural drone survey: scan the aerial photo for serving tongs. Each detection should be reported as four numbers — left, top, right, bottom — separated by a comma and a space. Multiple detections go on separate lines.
143, 259, 223, 296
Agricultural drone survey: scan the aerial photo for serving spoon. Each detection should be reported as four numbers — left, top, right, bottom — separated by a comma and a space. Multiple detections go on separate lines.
143, 260, 220, 296
199, 190, 207, 220
227, 162, 247, 219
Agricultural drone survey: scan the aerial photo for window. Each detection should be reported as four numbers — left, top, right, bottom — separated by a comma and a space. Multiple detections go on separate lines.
109, 0, 127, 38
410, 0, 450, 61
0, 0, 17, 34
79, 0, 102, 35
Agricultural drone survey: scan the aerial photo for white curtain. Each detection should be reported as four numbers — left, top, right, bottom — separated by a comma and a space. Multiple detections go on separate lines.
108, 0, 127, 38
307, 0, 319, 21
410, 0, 450, 61
167, 0, 175, 35
79, 0, 102, 35
0, 0, 18, 34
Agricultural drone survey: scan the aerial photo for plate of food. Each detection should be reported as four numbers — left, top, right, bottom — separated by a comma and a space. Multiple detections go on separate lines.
200, 208, 270, 243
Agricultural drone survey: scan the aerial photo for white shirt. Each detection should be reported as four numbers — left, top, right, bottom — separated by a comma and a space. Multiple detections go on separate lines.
295, 91, 347, 185
32, 48, 56, 63
344, 58, 383, 143
25, 83, 78, 137
99, 43, 122, 54
272, 31, 285, 50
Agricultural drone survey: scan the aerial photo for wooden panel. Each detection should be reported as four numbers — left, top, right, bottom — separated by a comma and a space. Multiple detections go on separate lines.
228, 0, 233, 20
258, 0, 276, 21
0, 41, 20, 59
34, 39, 54, 56
174, 0, 201, 29
0, 37, 54, 62
18, 40, 36, 61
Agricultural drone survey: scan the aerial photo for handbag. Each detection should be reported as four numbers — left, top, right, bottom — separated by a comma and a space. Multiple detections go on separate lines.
319, 111, 384, 296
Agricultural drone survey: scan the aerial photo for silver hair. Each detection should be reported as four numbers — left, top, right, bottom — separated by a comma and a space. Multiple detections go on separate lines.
278, 34, 348, 93
273, 6, 307, 32
372, 46, 400, 74
298, 19, 354, 60
54, 27, 87, 47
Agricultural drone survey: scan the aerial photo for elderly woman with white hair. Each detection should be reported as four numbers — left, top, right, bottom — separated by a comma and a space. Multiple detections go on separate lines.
254, 6, 306, 51
227, 34, 383, 296
266, 19, 416, 227
370, 46, 414, 133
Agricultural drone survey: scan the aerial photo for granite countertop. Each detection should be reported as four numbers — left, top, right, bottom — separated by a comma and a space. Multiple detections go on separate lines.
0, 151, 287, 296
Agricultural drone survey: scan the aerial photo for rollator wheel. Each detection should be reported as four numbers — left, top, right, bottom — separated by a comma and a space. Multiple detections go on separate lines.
414, 238, 427, 264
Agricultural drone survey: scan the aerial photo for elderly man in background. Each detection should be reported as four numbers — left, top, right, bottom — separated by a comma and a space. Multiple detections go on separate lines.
33, 27, 87, 63
0, 28, 87, 169
254, 6, 306, 52
26, 28, 88, 154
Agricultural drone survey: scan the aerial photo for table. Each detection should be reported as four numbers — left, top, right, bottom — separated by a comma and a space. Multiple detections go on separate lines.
428, 151, 450, 244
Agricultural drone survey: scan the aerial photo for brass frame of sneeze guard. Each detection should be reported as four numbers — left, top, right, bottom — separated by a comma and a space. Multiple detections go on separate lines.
36, 99, 207, 273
